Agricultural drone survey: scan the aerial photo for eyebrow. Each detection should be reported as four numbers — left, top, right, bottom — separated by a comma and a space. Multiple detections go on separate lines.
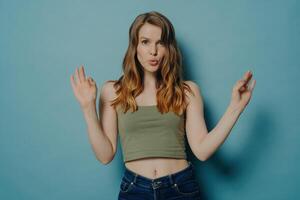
139, 36, 161, 41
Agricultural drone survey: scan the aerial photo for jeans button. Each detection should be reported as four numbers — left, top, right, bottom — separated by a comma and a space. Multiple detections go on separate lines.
152, 181, 162, 189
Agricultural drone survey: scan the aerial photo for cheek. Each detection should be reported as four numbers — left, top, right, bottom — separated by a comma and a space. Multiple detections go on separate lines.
137, 46, 147, 60
136, 48, 144, 65
159, 47, 166, 56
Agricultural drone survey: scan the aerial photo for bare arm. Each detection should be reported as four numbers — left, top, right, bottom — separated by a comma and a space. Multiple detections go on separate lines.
196, 104, 243, 161
82, 101, 114, 165
185, 71, 255, 161
70, 66, 118, 165
82, 81, 118, 165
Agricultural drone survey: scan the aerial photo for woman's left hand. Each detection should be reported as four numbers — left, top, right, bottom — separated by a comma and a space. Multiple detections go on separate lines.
230, 70, 256, 112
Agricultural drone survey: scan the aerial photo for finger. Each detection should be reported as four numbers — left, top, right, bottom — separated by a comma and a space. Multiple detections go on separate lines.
234, 80, 246, 91
75, 67, 81, 83
70, 74, 77, 91
88, 77, 95, 85
243, 70, 253, 84
240, 85, 247, 92
236, 80, 250, 92
79, 65, 86, 82
249, 79, 256, 91
90, 77, 95, 83
239, 71, 253, 90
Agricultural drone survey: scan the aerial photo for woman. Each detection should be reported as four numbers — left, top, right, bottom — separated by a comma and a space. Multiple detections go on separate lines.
70, 11, 256, 200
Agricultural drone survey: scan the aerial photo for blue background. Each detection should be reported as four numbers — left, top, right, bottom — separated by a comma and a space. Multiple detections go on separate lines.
1, 0, 299, 199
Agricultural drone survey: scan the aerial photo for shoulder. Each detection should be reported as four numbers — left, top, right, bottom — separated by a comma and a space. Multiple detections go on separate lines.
183, 80, 203, 105
183, 80, 202, 97
99, 80, 118, 102
184, 80, 200, 91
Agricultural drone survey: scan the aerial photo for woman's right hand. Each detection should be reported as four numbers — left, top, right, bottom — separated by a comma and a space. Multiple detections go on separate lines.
70, 65, 98, 110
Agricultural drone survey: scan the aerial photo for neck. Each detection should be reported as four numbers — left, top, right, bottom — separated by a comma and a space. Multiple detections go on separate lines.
143, 71, 157, 89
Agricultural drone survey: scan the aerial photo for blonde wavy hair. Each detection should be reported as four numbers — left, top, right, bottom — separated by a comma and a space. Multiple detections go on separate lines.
109, 11, 194, 116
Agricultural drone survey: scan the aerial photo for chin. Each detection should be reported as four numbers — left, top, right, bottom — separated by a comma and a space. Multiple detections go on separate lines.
147, 67, 159, 72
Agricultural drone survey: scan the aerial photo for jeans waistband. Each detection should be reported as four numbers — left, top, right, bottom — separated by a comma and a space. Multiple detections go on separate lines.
122, 161, 195, 189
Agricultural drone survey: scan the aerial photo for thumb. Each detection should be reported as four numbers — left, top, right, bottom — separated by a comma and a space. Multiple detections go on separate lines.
234, 80, 247, 92
88, 77, 95, 85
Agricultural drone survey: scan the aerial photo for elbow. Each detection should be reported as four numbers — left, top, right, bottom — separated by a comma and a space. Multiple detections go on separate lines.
102, 160, 112, 165
97, 155, 114, 165
197, 153, 209, 162
98, 158, 112, 165
198, 156, 207, 162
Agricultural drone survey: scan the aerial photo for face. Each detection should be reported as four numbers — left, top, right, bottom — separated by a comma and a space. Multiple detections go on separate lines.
136, 23, 166, 73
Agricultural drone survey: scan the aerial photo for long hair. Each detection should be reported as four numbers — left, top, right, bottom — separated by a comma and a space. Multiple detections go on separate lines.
109, 11, 194, 116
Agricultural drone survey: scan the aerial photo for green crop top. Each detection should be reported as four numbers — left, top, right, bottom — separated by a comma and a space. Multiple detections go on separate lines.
116, 105, 187, 163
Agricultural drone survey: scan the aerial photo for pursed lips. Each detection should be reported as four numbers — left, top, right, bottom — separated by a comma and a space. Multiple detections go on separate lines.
149, 59, 159, 63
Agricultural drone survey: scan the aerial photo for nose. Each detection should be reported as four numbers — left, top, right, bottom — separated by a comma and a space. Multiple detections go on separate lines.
149, 44, 158, 56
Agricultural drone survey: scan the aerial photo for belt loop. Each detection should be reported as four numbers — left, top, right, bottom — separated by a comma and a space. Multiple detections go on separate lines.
132, 173, 137, 183
189, 161, 193, 169
168, 174, 174, 185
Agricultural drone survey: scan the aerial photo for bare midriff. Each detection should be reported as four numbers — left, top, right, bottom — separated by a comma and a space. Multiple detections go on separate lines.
124, 157, 189, 179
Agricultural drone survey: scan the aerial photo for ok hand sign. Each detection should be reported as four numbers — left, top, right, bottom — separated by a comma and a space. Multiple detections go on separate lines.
70, 65, 97, 110
230, 70, 256, 112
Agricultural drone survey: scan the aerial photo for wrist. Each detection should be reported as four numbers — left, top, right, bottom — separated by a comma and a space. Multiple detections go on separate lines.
228, 102, 244, 115
81, 101, 96, 113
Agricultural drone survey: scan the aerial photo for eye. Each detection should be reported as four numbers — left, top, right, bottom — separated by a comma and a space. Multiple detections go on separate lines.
141, 40, 148, 44
158, 41, 165, 46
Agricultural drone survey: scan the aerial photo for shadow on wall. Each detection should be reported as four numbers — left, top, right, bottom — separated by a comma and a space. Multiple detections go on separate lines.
185, 102, 273, 200
181, 39, 274, 199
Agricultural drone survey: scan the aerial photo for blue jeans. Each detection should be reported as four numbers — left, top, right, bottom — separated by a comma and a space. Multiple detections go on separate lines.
118, 161, 201, 200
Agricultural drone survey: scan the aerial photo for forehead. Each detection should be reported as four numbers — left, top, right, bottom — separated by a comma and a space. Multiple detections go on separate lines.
138, 23, 162, 40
